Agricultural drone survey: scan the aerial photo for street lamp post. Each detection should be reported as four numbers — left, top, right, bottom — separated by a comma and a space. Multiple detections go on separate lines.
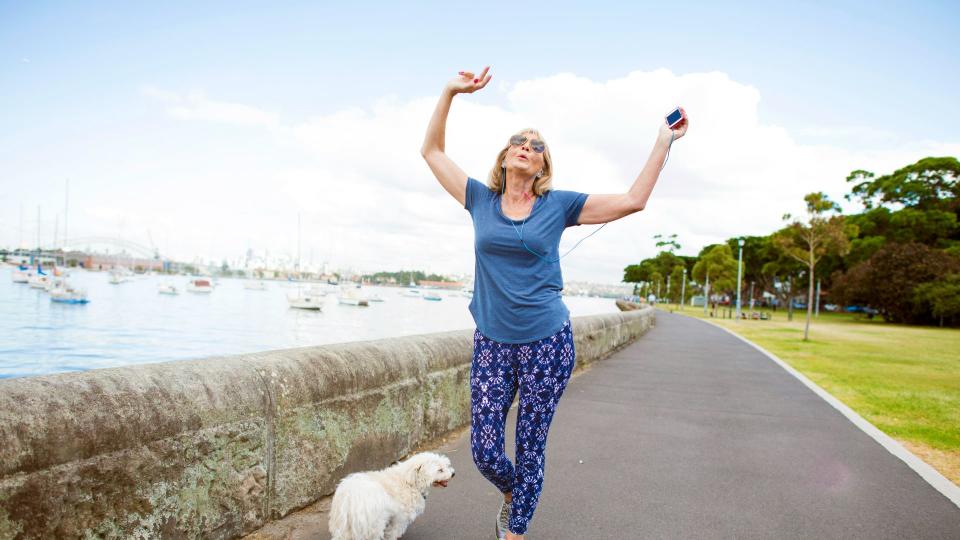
735, 238, 744, 322
680, 268, 687, 311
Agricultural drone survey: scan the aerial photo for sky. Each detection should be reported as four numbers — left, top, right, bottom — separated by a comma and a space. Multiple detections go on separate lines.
1, 1, 958, 283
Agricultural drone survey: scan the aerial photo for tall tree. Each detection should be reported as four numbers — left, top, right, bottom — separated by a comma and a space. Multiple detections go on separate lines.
831, 243, 960, 324
668, 265, 685, 304
653, 233, 682, 253
692, 244, 737, 315
914, 274, 960, 328
774, 193, 856, 340
759, 231, 806, 321
846, 157, 960, 212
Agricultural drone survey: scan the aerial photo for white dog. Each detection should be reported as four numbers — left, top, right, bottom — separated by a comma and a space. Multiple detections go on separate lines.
328, 452, 455, 540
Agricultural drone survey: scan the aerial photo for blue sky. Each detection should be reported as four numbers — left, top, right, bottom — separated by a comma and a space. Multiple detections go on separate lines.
4, 1, 957, 140
1, 1, 958, 282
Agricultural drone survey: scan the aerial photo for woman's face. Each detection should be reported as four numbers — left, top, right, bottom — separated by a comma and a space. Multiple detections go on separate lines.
505, 131, 546, 178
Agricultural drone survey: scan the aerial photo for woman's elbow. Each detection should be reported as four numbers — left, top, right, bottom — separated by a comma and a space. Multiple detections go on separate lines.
627, 195, 646, 213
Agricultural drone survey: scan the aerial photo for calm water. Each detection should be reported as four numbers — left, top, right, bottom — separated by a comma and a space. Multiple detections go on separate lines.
0, 267, 619, 379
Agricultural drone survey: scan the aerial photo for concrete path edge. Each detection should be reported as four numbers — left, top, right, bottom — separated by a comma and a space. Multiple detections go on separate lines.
698, 316, 960, 509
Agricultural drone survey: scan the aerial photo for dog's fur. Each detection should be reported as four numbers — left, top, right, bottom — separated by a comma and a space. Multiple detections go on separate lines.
328, 452, 455, 540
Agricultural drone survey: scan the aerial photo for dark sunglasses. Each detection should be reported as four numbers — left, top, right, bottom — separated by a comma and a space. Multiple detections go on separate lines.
509, 134, 546, 153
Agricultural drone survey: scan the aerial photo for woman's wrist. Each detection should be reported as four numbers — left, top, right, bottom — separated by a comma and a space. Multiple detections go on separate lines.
655, 130, 673, 148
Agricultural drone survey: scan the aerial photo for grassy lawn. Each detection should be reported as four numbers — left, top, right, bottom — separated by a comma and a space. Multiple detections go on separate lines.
658, 303, 960, 486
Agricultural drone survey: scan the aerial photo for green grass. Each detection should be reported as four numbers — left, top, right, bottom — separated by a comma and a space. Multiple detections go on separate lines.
660, 304, 960, 483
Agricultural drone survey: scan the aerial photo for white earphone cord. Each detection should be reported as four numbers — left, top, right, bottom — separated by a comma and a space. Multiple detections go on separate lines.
508, 130, 674, 263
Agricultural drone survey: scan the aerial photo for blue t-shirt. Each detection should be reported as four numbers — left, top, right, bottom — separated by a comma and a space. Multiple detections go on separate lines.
464, 177, 588, 343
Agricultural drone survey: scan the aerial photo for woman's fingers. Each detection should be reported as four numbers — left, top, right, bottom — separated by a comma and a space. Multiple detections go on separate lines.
455, 66, 491, 92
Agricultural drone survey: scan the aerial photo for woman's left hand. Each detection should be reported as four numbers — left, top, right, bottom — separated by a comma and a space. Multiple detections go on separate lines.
658, 106, 689, 144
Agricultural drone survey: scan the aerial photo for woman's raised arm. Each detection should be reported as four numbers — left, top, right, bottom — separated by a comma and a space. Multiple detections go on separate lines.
577, 107, 689, 224
420, 67, 492, 206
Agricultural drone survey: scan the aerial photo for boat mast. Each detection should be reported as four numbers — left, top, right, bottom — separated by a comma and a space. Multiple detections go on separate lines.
64, 178, 69, 251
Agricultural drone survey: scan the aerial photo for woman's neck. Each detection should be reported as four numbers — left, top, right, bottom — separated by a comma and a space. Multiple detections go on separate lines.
503, 173, 535, 205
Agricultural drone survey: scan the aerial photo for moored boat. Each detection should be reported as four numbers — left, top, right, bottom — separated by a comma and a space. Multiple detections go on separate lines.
11, 265, 31, 283
158, 283, 179, 295
288, 289, 324, 310
186, 279, 213, 293
50, 282, 90, 304
338, 288, 369, 307
243, 280, 268, 291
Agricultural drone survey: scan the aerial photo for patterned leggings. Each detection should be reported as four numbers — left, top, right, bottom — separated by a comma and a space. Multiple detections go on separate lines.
470, 321, 576, 535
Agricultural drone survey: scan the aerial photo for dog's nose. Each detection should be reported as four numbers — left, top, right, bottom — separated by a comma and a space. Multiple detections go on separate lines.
451, 471, 456, 477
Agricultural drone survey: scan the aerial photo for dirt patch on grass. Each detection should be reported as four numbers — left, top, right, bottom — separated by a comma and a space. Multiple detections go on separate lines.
899, 439, 960, 486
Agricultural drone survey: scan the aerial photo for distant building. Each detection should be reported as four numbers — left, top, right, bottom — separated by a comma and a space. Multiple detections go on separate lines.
82, 254, 164, 272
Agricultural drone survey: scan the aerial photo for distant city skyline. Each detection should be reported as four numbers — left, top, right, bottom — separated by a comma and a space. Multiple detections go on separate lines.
2, 2, 958, 283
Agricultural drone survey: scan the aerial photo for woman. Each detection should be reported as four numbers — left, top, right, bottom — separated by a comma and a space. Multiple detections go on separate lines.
420, 66, 688, 539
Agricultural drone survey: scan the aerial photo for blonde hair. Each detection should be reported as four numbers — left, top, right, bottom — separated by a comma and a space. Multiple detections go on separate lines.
486, 128, 554, 195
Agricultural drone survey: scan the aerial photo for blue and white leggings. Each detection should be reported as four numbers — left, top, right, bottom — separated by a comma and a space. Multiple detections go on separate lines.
470, 321, 576, 535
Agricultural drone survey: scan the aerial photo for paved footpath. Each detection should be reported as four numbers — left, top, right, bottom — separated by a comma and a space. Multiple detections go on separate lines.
249, 312, 960, 539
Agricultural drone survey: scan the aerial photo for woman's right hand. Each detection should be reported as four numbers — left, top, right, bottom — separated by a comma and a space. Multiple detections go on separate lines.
446, 66, 492, 95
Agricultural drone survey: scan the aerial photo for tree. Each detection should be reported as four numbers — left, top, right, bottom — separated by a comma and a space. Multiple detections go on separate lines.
914, 274, 960, 327
653, 233, 682, 253
846, 157, 960, 212
759, 231, 806, 321
830, 243, 960, 324
668, 265, 685, 304
623, 251, 687, 297
774, 193, 856, 340
650, 272, 664, 299
692, 244, 737, 315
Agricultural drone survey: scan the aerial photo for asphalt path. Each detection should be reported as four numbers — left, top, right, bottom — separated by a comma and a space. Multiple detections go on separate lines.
403, 312, 960, 539
255, 312, 960, 539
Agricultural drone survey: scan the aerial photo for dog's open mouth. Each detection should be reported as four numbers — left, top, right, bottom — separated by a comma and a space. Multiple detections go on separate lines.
432, 480, 449, 488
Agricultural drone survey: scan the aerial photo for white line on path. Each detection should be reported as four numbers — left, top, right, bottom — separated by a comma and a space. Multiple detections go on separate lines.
698, 317, 960, 510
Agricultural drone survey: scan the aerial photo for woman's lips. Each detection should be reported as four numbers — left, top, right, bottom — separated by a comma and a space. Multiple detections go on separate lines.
517, 155, 528, 161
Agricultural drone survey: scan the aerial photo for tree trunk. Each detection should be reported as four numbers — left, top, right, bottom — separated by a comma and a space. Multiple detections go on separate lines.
804, 258, 815, 341
703, 273, 710, 316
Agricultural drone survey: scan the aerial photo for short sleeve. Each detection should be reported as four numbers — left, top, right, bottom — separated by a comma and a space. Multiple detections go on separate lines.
464, 177, 492, 213
550, 189, 589, 227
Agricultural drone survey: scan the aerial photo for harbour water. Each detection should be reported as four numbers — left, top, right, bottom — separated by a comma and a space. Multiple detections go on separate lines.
0, 267, 620, 379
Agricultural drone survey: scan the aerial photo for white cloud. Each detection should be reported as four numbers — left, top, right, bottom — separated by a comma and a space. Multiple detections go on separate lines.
141, 86, 278, 127
23, 72, 957, 283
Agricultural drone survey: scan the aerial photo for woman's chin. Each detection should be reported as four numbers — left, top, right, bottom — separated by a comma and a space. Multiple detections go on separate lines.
508, 164, 534, 176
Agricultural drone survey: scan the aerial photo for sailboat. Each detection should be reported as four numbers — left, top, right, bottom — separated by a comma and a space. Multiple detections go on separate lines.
11, 264, 32, 283
402, 270, 421, 297
50, 281, 90, 304
337, 286, 369, 307
287, 214, 323, 311
28, 263, 51, 289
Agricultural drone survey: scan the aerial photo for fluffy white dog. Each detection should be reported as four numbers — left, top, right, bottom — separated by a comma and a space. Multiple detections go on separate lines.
328, 452, 455, 540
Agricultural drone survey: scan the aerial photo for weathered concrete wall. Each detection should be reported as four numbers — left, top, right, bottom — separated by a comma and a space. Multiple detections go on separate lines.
0, 309, 654, 539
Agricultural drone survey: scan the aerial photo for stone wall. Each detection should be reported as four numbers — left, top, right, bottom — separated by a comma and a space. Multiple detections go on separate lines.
0, 309, 654, 539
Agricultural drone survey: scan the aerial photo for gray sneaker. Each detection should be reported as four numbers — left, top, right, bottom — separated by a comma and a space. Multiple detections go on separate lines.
495, 499, 511, 539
